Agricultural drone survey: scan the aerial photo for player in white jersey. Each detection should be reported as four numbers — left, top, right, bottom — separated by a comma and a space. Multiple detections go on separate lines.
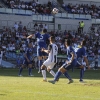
41, 36, 58, 81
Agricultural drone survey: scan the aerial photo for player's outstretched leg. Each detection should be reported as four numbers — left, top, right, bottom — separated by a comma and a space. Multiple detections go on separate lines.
48, 70, 62, 84
63, 71, 73, 84
41, 65, 47, 82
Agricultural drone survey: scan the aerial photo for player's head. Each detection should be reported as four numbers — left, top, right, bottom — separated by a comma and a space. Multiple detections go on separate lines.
65, 39, 71, 47
49, 36, 55, 43
43, 29, 47, 33
81, 40, 86, 46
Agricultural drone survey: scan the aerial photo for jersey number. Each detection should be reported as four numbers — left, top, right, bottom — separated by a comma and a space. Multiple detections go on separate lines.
40, 34, 43, 40
55, 46, 57, 53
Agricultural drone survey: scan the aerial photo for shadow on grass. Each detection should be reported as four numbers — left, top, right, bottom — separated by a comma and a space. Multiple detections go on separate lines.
0, 68, 100, 80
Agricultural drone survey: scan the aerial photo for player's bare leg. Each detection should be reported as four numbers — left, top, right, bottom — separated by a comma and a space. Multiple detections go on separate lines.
41, 65, 47, 82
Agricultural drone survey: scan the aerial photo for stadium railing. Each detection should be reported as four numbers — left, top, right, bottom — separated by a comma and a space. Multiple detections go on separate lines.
0, 8, 91, 20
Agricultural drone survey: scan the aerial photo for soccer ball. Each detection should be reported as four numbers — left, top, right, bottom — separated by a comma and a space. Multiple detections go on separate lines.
52, 8, 59, 14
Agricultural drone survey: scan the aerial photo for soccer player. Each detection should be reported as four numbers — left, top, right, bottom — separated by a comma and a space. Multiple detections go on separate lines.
48, 39, 77, 84
27, 29, 50, 73
41, 36, 58, 81
75, 40, 90, 82
18, 42, 34, 76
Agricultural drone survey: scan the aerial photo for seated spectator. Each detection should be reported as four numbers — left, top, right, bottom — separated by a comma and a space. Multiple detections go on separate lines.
47, 0, 52, 7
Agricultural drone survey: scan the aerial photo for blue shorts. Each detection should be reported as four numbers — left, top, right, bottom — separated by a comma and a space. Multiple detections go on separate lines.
75, 61, 81, 68
62, 59, 77, 70
37, 47, 48, 57
75, 61, 86, 68
22, 59, 32, 65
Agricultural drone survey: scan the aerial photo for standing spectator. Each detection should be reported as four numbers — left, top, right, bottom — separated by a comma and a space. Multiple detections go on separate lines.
44, 24, 48, 30
14, 22, 18, 31
93, 54, 99, 70
78, 22, 81, 34
18, 21, 23, 32
34, 22, 38, 30
80, 21, 85, 34
39, 23, 43, 31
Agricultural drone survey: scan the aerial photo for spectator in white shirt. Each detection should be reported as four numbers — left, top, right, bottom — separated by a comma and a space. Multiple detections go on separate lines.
14, 22, 19, 31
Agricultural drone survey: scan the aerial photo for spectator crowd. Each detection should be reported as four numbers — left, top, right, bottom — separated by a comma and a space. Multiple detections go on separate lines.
62, 1, 100, 18
2, 0, 53, 15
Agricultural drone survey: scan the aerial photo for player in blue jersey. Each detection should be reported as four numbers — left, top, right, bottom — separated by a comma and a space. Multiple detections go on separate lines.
35, 29, 50, 73
27, 29, 50, 73
18, 42, 34, 76
48, 39, 77, 84
75, 40, 90, 82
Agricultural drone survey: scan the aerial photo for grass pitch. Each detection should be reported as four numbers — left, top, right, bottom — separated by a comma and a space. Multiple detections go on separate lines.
0, 68, 100, 100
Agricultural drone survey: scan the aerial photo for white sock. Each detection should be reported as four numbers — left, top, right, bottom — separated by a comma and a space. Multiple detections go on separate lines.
50, 70, 55, 77
42, 70, 46, 80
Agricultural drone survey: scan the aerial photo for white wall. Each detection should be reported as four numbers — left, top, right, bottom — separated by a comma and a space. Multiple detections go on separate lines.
20, 0, 57, 4
0, 14, 32, 27
55, 18, 92, 32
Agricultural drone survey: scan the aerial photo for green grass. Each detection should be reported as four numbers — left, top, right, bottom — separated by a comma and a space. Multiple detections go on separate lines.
0, 68, 100, 100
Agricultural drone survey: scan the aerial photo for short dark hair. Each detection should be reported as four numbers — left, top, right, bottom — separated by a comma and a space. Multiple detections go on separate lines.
65, 39, 71, 46
43, 29, 47, 33
50, 36, 55, 42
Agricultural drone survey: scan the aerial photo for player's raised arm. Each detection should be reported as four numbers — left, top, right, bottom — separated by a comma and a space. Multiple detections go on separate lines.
27, 34, 34, 38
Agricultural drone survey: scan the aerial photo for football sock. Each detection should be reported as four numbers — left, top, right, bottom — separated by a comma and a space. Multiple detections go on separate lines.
63, 71, 72, 80
19, 67, 23, 75
29, 68, 32, 75
42, 70, 46, 80
54, 71, 62, 81
39, 60, 43, 71
50, 70, 55, 77
80, 68, 84, 81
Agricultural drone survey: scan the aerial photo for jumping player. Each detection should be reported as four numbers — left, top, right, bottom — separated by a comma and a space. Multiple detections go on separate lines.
27, 29, 50, 73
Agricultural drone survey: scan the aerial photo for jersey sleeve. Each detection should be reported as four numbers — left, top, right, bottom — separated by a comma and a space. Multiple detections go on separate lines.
46, 34, 50, 40
35, 32, 38, 38
70, 47, 75, 54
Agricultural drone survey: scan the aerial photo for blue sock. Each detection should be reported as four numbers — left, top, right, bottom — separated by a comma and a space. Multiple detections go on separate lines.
19, 67, 23, 75
80, 69, 84, 81
29, 68, 32, 75
38, 60, 43, 71
54, 71, 62, 81
40, 60, 43, 67
63, 72, 72, 80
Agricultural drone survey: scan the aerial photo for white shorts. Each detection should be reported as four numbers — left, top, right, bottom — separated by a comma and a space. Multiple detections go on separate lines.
43, 59, 56, 69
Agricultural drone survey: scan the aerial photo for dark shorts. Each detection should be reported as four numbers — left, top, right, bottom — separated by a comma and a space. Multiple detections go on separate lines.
37, 47, 48, 57
62, 59, 77, 70
75, 61, 81, 68
22, 59, 32, 65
